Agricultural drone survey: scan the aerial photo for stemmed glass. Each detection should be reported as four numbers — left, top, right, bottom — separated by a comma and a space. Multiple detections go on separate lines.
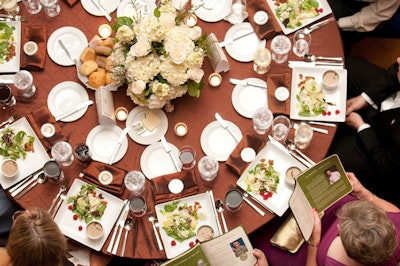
0, 0, 20, 16
39, 0, 60, 17
225, 0, 248, 24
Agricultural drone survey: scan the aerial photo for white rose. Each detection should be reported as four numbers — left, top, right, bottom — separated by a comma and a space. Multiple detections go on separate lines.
159, 12, 176, 31
130, 80, 146, 94
169, 44, 188, 65
147, 94, 166, 109
132, 38, 151, 57
187, 68, 204, 83
188, 26, 202, 41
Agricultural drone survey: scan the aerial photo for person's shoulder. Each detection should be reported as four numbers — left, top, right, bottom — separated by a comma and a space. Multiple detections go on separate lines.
0, 247, 12, 266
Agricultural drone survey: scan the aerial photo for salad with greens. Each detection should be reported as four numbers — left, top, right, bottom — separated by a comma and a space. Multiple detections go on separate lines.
274, 0, 321, 29
67, 184, 108, 224
0, 22, 16, 63
296, 75, 327, 116
160, 200, 206, 242
0, 128, 35, 160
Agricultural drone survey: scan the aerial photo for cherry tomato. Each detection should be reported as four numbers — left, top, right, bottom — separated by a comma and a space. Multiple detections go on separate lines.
189, 242, 195, 247
73, 214, 78, 220
171, 240, 176, 246
335, 109, 340, 115
68, 205, 73, 210
78, 226, 83, 231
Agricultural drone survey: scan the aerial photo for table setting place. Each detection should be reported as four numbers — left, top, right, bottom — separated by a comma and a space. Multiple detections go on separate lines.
0, 0, 347, 262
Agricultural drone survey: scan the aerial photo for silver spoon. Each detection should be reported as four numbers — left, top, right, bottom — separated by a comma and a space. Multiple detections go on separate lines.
48, 185, 67, 213
148, 215, 163, 250
215, 199, 228, 233
16, 174, 47, 200
120, 217, 134, 256
303, 53, 343, 63
242, 192, 266, 216
284, 139, 315, 166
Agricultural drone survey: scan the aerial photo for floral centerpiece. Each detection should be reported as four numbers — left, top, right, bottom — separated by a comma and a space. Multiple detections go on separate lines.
110, 0, 208, 109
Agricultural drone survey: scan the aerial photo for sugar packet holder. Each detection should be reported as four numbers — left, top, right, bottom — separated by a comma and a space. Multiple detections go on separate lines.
206, 33, 230, 73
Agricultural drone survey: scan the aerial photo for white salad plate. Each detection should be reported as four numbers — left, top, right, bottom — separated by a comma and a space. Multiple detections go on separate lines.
140, 141, 182, 179
81, 0, 120, 17
224, 22, 266, 62
47, 27, 88, 66
0, 21, 21, 73
237, 141, 306, 216
0, 117, 50, 189
266, 0, 332, 35
86, 125, 129, 164
54, 179, 125, 251
155, 192, 220, 259
193, 0, 232, 22
200, 120, 242, 162
126, 106, 168, 145
231, 78, 268, 118
117, 0, 156, 18
47, 81, 90, 122
290, 67, 347, 122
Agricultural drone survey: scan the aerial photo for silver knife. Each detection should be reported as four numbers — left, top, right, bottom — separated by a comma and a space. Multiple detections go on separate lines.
0, 74, 15, 84
230, 78, 267, 89
215, 113, 241, 143
11, 171, 42, 197
108, 127, 129, 165
107, 199, 128, 253
268, 136, 312, 168
305, 17, 335, 34
55, 100, 94, 121
160, 135, 181, 172
111, 200, 130, 255
219, 30, 254, 48
90, 0, 112, 22
58, 39, 78, 67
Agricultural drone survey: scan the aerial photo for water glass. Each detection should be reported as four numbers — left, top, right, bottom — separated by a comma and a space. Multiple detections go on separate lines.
13, 70, 36, 98
22, 0, 42, 14
51, 141, 74, 166
179, 145, 196, 170
124, 170, 146, 196
74, 143, 92, 164
225, 189, 243, 212
0, 0, 20, 16
43, 160, 64, 184
292, 29, 311, 57
252, 107, 273, 135
294, 123, 313, 149
227, 0, 247, 24
39, 0, 60, 17
272, 115, 291, 141
0, 84, 16, 110
129, 196, 147, 217
198, 156, 219, 182
270, 35, 291, 64
253, 48, 272, 74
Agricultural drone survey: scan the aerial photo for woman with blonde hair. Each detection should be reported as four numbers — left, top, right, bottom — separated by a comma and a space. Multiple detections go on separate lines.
0, 208, 67, 266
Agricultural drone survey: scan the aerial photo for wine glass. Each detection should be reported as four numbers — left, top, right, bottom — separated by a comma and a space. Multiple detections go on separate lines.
1, 0, 20, 16
226, 0, 248, 24
39, 0, 60, 17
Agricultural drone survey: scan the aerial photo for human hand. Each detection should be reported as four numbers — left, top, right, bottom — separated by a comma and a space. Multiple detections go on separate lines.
309, 208, 321, 246
345, 112, 365, 131
346, 95, 368, 115
253, 248, 269, 266
347, 172, 371, 200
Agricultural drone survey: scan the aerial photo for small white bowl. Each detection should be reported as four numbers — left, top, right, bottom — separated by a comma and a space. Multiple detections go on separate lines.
275, 86, 290, 101
322, 70, 340, 90
285, 166, 302, 186
86, 221, 104, 240
254, 11, 268, 25
98, 170, 113, 185
23, 41, 38, 56
1, 159, 19, 179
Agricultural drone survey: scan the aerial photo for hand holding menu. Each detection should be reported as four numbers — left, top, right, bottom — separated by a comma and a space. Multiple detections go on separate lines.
161, 226, 257, 266
289, 155, 352, 241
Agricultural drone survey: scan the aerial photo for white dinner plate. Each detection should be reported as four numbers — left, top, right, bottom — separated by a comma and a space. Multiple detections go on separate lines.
126, 106, 168, 145
0, 117, 50, 189
47, 81, 89, 122
81, 0, 120, 17
193, 0, 232, 22
266, 0, 332, 35
224, 22, 266, 62
0, 21, 21, 73
117, 0, 156, 18
200, 120, 242, 162
155, 192, 220, 259
290, 67, 347, 122
47, 27, 88, 66
54, 179, 125, 251
140, 141, 182, 179
237, 141, 307, 216
231, 78, 268, 118
86, 125, 129, 164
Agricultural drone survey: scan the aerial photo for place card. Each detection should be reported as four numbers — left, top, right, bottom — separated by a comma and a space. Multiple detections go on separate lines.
206, 33, 230, 73
95, 87, 116, 126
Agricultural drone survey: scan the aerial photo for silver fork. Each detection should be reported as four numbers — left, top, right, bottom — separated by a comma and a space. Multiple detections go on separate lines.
0, 116, 14, 128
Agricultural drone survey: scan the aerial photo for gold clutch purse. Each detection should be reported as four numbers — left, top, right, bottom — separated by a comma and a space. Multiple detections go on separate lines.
270, 212, 305, 253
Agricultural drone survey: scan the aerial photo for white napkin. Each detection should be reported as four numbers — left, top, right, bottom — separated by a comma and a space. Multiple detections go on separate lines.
67, 248, 90, 266
288, 61, 344, 69
381, 91, 400, 112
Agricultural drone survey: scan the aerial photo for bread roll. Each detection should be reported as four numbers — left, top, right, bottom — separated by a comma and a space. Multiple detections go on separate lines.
105, 72, 114, 84
105, 56, 113, 72
94, 46, 112, 56
79, 60, 98, 76
88, 71, 106, 88
80, 47, 96, 62
98, 39, 115, 49
95, 55, 107, 68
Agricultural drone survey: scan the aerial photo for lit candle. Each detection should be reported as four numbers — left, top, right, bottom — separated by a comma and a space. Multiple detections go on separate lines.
208, 73, 222, 87
40, 123, 55, 138
98, 24, 112, 38
115, 107, 128, 121
174, 122, 188, 137
184, 14, 197, 27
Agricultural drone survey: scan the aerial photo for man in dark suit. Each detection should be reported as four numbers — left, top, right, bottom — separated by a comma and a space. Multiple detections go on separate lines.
329, 56, 400, 206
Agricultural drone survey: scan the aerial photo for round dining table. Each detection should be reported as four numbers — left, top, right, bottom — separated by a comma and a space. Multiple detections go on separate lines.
1, 0, 344, 264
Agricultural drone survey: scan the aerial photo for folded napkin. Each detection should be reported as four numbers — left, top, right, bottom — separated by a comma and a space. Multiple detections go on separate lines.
267, 73, 292, 116
247, 0, 281, 40
82, 161, 127, 196
64, 0, 80, 7
20, 26, 47, 71
151, 170, 199, 204
225, 134, 265, 176
26, 105, 66, 151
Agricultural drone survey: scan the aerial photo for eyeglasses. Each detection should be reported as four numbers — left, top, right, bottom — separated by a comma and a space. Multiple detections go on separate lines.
12, 210, 24, 221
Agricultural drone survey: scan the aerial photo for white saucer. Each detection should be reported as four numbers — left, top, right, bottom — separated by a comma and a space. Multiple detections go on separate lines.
81, 0, 119, 17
